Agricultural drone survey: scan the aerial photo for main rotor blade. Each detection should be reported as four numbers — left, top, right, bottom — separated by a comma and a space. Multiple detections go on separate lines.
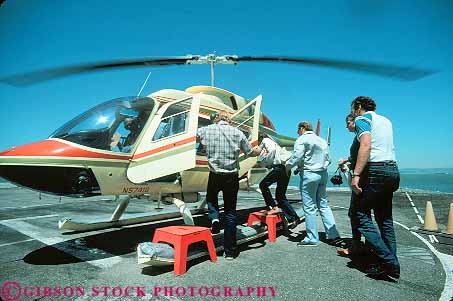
1, 54, 437, 86
232, 56, 437, 81
0, 56, 196, 86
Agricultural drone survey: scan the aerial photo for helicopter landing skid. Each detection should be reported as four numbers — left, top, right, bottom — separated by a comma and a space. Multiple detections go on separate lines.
137, 209, 306, 266
58, 195, 201, 232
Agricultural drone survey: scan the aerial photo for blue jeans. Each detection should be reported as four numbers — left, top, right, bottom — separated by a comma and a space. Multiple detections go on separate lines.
355, 164, 400, 268
300, 170, 339, 243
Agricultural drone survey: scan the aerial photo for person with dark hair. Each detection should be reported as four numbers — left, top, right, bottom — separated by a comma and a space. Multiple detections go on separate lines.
351, 96, 377, 112
349, 96, 401, 280
339, 114, 360, 169
111, 117, 142, 153
123, 117, 140, 145
286, 121, 341, 246
197, 110, 260, 260
256, 133, 299, 227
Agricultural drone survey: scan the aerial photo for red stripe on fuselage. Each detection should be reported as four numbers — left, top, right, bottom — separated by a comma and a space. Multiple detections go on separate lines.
132, 136, 196, 160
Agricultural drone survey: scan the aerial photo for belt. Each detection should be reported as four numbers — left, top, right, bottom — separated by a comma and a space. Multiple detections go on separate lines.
368, 161, 397, 166
210, 171, 238, 176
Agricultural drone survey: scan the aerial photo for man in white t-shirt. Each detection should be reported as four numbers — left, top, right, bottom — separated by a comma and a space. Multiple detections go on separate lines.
257, 133, 299, 226
350, 96, 400, 280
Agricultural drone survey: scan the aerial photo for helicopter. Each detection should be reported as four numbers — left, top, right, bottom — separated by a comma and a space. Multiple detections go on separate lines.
0, 54, 435, 231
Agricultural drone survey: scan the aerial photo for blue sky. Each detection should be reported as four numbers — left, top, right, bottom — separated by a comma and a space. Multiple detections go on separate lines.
0, 0, 452, 168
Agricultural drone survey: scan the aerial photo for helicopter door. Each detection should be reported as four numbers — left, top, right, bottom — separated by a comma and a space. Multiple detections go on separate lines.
230, 95, 262, 176
127, 95, 201, 183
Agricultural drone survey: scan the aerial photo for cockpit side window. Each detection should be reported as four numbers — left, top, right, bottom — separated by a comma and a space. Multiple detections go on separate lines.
152, 104, 190, 141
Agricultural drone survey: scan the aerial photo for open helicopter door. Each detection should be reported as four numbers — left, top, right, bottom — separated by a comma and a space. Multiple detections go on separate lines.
230, 95, 262, 177
127, 95, 201, 183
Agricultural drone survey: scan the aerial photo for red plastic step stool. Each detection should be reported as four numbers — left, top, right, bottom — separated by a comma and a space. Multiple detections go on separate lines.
152, 225, 217, 275
247, 210, 283, 243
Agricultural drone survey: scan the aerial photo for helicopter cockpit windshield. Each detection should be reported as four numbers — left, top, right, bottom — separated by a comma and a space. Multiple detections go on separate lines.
50, 96, 156, 152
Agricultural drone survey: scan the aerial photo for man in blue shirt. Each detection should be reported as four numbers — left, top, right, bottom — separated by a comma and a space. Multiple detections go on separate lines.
350, 96, 401, 280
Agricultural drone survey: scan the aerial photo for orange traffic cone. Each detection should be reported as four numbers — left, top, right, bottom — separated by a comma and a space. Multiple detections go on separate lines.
445, 203, 453, 235
423, 201, 438, 231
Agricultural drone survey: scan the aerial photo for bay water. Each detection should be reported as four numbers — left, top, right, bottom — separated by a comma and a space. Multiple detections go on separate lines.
289, 168, 453, 194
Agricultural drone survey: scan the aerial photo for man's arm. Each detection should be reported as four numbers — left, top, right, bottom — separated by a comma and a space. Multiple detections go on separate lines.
251, 146, 261, 157
351, 133, 371, 194
350, 114, 372, 194
255, 140, 265, 155
285, 137, 305, 175
286, 138, 304, 168
196, 127, 204, 142
254, 138, 272, 160
239, 132, 260, 157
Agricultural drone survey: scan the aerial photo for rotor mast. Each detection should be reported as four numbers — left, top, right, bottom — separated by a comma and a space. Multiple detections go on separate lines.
187, 54, 237, 87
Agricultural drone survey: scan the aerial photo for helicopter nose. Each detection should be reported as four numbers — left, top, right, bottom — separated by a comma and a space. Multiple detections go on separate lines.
0, 140, 100, 196
0, 139, 75, 157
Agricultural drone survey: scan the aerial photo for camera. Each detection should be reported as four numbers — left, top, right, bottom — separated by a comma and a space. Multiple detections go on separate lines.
330, 174, 343, 185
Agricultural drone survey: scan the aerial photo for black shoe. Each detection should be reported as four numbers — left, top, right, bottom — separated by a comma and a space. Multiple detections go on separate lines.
288, 217, 301, 229
286, 218, 296, 229
211, 220, 220, 234
365, 265, 387, 279
383, 263, 400, 280
366, 264, 400, 280
326, 237, 347, 248
223, 251, 238, 260
280, 214, 289, 232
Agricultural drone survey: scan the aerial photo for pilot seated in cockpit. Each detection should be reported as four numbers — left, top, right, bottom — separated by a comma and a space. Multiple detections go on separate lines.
111, 117, 142, 153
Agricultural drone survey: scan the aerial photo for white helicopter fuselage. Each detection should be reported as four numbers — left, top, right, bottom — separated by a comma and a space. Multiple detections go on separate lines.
0, 86, 276, 200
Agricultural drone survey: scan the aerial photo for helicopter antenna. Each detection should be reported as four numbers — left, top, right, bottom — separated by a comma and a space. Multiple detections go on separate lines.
137, 71, 152, 97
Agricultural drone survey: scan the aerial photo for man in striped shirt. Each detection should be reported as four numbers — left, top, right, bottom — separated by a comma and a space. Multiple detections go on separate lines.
197, 111, 260, 260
